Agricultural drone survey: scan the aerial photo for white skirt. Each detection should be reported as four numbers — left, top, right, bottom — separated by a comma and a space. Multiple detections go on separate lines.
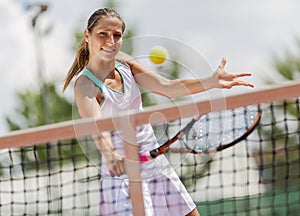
99, 155, 196, 216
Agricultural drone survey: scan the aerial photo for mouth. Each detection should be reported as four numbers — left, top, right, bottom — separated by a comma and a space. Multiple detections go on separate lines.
101, 47, 116, 53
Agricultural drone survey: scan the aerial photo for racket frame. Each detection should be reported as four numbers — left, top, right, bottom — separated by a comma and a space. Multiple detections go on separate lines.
141, 105, 261, 162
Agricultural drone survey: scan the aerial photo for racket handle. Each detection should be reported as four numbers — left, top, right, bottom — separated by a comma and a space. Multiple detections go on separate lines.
109, 153, 148, 176
141, 148, 163, 162
109, 151, 155, 176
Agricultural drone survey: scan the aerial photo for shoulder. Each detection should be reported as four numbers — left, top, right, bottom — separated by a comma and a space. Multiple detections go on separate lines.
74, 75, 99, 98
116, 51, 132, 68
116, 51, 148, 76
116, 51, 140, 71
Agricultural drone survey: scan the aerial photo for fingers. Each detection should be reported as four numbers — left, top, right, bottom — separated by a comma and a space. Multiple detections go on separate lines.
233, 73, 253, 88
108, 157, 125, 177
216, 57, 254, 88
223, 80, 254, 89
218, 58, 252, 78
233, 81, 254, 88
219, 57, 227, 68
234, 72, 252, 78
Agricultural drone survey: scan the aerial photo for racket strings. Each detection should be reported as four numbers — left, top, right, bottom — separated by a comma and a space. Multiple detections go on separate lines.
179, 106, 260, 154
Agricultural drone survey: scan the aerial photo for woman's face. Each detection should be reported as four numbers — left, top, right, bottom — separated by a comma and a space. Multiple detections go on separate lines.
85, 16, 123, 62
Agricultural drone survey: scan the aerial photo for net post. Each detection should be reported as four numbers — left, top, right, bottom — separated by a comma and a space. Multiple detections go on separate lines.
117, 114, 145, 216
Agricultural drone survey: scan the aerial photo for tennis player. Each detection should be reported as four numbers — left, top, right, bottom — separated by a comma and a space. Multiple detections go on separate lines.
63, 8, 253, 216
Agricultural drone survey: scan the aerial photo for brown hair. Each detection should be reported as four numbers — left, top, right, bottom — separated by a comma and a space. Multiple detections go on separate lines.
62, 8, 126, 92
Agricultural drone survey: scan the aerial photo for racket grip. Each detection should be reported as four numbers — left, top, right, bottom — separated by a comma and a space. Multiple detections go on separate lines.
109, 152, 151, 176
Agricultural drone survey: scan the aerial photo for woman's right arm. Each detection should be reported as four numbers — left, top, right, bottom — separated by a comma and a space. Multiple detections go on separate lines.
74, 77, 125, 176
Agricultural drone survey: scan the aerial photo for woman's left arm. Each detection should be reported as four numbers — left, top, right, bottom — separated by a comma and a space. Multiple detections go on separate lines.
126, 57, 253, 98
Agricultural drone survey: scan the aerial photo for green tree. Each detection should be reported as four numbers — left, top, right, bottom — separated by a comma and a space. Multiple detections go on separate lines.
6, 82, 74, 130
271, 39, 300, 81
5, 82, 83, 171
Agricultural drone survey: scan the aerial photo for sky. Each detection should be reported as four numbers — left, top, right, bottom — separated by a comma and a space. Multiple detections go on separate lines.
1, 0, 300, 134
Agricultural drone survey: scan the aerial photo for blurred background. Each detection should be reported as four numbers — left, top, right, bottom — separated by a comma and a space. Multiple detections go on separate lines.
1, 2, 300, 215
1, 0, 300, 134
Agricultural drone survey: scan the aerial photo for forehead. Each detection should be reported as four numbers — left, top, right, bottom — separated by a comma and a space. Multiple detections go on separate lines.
94, 16, 123, 32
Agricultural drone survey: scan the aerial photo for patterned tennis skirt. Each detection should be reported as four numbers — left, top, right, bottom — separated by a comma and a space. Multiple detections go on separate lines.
99, 155, 196, 216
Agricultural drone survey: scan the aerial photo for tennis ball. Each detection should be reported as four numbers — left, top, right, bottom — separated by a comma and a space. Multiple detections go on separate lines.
149, 46, 168, 64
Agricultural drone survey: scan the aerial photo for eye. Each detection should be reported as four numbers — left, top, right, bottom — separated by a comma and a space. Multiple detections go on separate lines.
98, 32, 107, 37
114, 33, 122, 39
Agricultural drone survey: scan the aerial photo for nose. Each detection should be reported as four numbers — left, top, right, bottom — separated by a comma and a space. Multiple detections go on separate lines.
106, 35, 115, 46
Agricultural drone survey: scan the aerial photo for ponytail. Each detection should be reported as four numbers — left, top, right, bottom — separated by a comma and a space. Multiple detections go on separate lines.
62, 38, 89, 92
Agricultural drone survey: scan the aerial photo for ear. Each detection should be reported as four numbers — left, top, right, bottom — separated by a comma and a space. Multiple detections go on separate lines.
84, 29, 90, 42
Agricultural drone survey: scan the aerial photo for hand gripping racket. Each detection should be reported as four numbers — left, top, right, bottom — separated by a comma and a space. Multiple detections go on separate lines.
140, 105, 261, 162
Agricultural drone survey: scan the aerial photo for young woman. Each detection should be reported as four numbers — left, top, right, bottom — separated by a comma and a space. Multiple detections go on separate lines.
63, 8, 253, 216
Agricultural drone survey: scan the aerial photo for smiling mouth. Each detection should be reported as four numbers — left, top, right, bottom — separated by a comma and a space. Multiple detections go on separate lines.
101, 48, 115, 53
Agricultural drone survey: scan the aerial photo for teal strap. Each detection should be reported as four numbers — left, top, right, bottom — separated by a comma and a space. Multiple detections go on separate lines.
115, 60, 122, 68
81, 69, 103, 89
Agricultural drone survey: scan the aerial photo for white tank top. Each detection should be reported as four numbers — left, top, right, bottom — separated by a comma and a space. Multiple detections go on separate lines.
80, 61, 159, 154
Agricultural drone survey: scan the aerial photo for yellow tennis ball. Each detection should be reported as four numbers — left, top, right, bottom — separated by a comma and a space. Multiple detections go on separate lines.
149, 46, 168, 64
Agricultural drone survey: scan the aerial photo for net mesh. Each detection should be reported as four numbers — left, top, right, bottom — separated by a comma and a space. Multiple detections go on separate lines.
0, 86, 299, 215
174, 98, 300, 215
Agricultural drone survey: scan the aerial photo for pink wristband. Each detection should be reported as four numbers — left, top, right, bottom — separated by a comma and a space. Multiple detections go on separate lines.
140, 152, 150, 163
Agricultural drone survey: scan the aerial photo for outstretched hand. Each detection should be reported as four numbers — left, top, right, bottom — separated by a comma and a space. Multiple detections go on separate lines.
213, 57, 254, 89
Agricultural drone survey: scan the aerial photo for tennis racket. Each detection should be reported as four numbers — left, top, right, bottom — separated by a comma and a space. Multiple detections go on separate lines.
140, 105, 261, 162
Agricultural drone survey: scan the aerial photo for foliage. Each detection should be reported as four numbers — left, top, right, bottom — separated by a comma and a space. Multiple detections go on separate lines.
272, 39, 300, 81
4, 82, 84, 172
6, 82, 73, 130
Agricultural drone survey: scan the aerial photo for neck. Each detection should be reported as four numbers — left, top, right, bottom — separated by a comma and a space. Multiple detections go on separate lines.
86, 58, 116, 81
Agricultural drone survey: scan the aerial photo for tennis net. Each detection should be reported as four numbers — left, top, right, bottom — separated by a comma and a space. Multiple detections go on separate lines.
0, 80, 299, 215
